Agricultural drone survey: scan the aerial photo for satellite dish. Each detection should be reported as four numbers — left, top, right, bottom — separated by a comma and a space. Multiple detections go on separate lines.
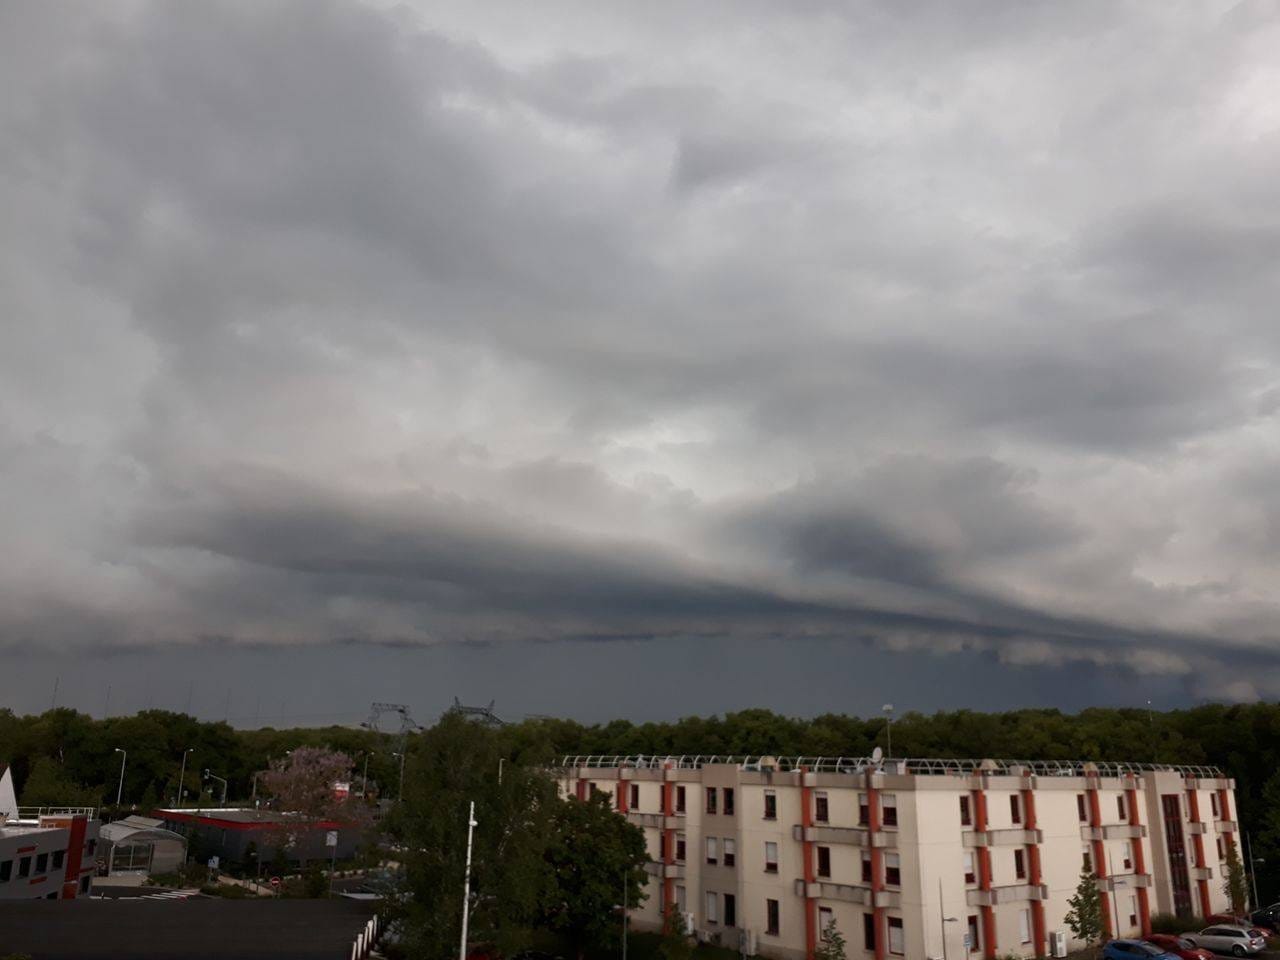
871, 746, 883, 766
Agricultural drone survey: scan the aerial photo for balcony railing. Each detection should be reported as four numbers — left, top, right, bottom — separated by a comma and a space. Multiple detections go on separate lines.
10, 805, 98, 821
558, 756, 1224, 778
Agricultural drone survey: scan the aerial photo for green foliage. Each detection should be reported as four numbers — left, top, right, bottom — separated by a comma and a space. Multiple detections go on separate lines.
542, 792, 648, 959
659, 905, 694, 960
1065, 866, 1105, 950
1223, 839, 1248, 914
1150, 913, 1208, 935
815, 917, 847, 960
200, 882, 251, 898
18, 756, 100, 807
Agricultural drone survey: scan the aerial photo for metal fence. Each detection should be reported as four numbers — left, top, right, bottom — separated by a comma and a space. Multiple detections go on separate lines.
557, 755, 1224, 778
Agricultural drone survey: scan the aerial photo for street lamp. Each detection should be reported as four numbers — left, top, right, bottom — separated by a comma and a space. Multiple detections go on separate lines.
358, 751, 373, 798
392, 751, 407, 801
458, 801, 478, 960
882, 704, 895, 760
176, 748, 194, 808
203, 769, 228, 807
113, 748, 127, 807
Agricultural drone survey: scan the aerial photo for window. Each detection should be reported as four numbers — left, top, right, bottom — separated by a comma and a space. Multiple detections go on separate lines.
963, 851, 976, 885
817, 846, 831, 878
87, 839, 96, 857
815, 791, 829, 823
765, 841, 779, 873
1078, 793, 1088, 823
882, 794, 898, 827
1010, 795, 1022, 825
888, 917, 904, 955
1123, 841, 1133, 871
631, 784, 640, 809
864, 913, 877, 952
80, 875, 90, 894
858, 793, 870, 826
1019, 909, 1031, 944
676, 786, 686, 814
724, 838, 736, 867
885, 852, 901, 886
1117, 794, 1127, 820
1082, 848, 1093, 873
967, 916, 980, 954
676, 885, 686, 912
861, 851, 872, 883
724, 788, 735, 815
959, 795, 972, 826
660, 833, 669, 861
706, 837, 718, 865
35, 853, 48, 874
1014, 849, 1026, 880
676, 834, 686, 862
1217, 837, 1226, 859
1129, 895, 1138, 928
1211, 793, 1220, 818
764, 790, 777, 820
766, 899, 780, 936
706, 891, 718, 924
724, 893, 736, 928
0, 860, 11, 883
819, 907, 834, 938
18, 857, 31, 879
706, 788, 717, 815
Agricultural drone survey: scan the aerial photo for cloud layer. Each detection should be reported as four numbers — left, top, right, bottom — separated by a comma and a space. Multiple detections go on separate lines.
4, 0, 1280, 701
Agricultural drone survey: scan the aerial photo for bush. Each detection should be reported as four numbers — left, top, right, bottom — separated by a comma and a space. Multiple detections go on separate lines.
1150, 913, 1206, 935
199, 882, 251, 899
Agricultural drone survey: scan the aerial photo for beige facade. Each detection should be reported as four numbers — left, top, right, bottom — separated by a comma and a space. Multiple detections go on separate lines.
560, 757, 1238, 960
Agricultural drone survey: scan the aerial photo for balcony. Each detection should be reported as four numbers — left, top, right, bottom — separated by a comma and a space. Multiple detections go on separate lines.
663, 863, 686, 880
804, 881, 871, 905
1216, 820, 1238, 834
1192, 867, 1214, 881
1187, 822, 1208, 835
1096, 874, 1152, 892
965, 829, 1043, 847
644, 862, 663, 878
874, 890, 901, 909
798, 825, 870, 846
628, 812, 664, 829
663, 815, 685, 830
966, 884, 1049, 907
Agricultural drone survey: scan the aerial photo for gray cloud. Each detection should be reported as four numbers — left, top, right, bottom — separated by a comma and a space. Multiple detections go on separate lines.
4, 0, 1280, 709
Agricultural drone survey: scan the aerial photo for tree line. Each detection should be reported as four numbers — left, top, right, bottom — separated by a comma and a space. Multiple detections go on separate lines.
4, 702, 1280, 906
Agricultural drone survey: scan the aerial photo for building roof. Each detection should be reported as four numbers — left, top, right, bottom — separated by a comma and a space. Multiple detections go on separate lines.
100, 815, 185, 845
0, 899, 376, 960
561, 754, 1226, 778
154, 808, 350, 831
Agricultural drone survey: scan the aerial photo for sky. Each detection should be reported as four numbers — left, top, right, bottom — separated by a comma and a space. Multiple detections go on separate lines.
3, 0, 1280, 724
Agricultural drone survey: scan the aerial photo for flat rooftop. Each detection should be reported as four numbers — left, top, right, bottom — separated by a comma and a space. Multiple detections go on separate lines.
0, 898, 376, 960
153, 808, 350, 828
562, 755, 1226, 777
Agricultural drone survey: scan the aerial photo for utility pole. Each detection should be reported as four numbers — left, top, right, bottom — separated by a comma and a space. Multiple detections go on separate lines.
623, 870, 629, 960
882, 704, 895, 760
459, 802, 477, 960
177, 748, 193, 808
1246, 830, 1262, 911
114, 749, 127, 807
361, 753, 372, 798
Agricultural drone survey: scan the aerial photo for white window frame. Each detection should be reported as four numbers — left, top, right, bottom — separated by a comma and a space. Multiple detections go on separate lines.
706, 890, 718, 924
706, 837, 718, 865
764, 841, 779, 873
819, 906, 834, 939
1019, 909, 1031, 944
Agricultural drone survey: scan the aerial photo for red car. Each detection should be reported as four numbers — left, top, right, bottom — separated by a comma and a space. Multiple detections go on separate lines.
1206, 916, 1277, 938
1145, 934, 1214, 960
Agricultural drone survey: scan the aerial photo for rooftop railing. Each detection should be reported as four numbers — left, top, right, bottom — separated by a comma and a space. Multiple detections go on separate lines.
4, 805, 98, 822
557, 755, 1225, 778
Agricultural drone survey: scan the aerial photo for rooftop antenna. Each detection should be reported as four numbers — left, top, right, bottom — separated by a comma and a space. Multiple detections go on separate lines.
871, 746, 884, 771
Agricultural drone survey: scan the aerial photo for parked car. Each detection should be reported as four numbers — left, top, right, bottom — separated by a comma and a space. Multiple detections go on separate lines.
1104, 940, 1179, 960
1251, 904, 1280, 931
1144, 934, 1215, 960
1208, 915, 1277, 938
1183, 925, 1268, 956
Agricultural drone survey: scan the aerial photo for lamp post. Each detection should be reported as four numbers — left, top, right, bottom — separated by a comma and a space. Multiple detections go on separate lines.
882, 704, 895, 760
203, 770, 228, 807
458, 801, 478, 960
176, 748, 194, 808
361, 752, 372, 798
393, 751, 407, 801
113, 748, 127, 807
938, 877, 958, 960
1246, 830, 1263, 911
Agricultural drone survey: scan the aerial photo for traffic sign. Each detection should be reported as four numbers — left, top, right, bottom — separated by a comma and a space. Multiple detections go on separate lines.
207, 856, 219, 870
326, 830, 338, 848
270, 876, 281, 888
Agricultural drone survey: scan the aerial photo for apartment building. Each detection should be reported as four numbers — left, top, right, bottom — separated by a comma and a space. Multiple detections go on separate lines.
559, 756, 1239, 960
0, 766, 100, 900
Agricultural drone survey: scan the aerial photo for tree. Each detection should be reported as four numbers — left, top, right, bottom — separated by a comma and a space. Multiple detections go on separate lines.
659, 904, 694, 960
1223, 838, 1248, 914
17, 757, 99, 807
816, 917, 847, 960
1065, 866, 1105, 955
395, 712, 560, 960
542, 792, 649, 960
258, 746, 369, 856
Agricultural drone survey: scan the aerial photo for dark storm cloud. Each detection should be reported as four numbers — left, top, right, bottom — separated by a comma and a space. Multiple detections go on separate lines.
4, 0, 1280, 705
